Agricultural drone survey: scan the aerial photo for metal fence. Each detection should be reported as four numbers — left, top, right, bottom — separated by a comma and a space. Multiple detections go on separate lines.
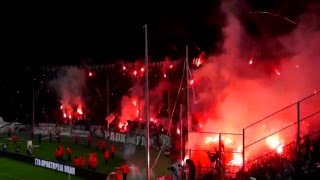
243, 91, 320, 172
186, 92, 320, 179
187, 131, 243, 179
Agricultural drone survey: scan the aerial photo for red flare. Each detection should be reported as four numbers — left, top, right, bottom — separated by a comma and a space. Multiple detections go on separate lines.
189, 79, 194, 86
133, 70, 137, 76
140, 67, 145, 72
77, 108, 83, 115
122, 66, 126, 70
88, 72, 93, 77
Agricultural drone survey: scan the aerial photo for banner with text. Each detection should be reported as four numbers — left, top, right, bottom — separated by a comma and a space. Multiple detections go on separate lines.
103, 131, 171, 148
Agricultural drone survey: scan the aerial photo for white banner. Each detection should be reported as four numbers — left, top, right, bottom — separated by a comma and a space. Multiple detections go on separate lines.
56, 127, 71, 136
39, 123, 56, 127
71, 130, 90, 137
34, 127, 55, 135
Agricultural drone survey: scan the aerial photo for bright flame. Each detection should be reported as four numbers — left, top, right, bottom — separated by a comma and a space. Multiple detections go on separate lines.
276, 145, 283, 154
296, 65, 299, 69
177, 128, 180, 135
140, 67, 145, 72
229, 153, 243, 166
195, 58, 202, 67
169, 65, 173, 69
164, 73, 167, 78
199, 123, 202, 128
133, 70, 137, 76
68, 114, 72, 119
205, 135, 219, 144
77, 108, 83, 115
266, 135, 283, 154
63, 113, 66, 118
275, 69, 281, 76
123, 66, 126, 70
189, 79, 194, 86
249, 59, 253, 65
88, 72, 93, 77
132, 100, 137, 106
60, 105, 63, 110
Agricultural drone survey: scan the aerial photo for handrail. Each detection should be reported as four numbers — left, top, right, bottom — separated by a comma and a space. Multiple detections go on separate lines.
188, 131, 243, 136
246, 130, 320, 166
244, 91, 319, 129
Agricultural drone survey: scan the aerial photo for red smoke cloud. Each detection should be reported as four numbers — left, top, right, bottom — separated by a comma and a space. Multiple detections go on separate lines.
187, 2, 320, 168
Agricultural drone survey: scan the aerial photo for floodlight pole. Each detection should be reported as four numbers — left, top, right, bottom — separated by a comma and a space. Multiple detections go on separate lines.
144, 24, 151, 180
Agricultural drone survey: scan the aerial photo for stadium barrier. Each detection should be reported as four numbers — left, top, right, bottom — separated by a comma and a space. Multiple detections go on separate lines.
0, 150, 107, 180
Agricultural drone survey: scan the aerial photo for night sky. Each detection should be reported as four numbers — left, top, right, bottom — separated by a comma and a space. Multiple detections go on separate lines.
2, 0, 314, 66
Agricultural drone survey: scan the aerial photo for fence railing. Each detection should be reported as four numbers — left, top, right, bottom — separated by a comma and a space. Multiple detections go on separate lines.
187, 91, 320, 179
243, 91, 320, 173
187, 131, 243, 179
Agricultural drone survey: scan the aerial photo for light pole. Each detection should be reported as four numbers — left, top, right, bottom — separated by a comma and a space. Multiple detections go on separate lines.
32, 77, 35, 130
144, 24, 151, 180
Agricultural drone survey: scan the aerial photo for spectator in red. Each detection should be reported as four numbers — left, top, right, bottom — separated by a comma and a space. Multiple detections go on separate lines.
12, 135, 18, 145
73, 156, 79, 167
92, 154, 98, 171
88, 152, 98, 171
87, 134, 92, 148
121, 162, 130, 180
104, 149, 109, 165
8, 128, 12, 137
30, 129, 34, 139
67, 147, 72, 161
58, 145, 64, 160
55, 147, 61, 161
79, 156, 85, 168
73, 134, 79, 144
110, 144, 115, 159
115, 167, 122, 180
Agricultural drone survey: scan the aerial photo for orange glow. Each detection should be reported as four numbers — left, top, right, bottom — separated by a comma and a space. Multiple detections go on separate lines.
195, 58, 202, 67
189, 79, 194, 86
229, 153, 243, 166
77, 108, 83, 115
132, 100, 137, 106
266, 134, 283, 154
205, 135, 219, 144
249, 59, 253, 65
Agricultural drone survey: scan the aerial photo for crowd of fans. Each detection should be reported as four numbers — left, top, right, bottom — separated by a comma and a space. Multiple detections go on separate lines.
247, 134, 320, 179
